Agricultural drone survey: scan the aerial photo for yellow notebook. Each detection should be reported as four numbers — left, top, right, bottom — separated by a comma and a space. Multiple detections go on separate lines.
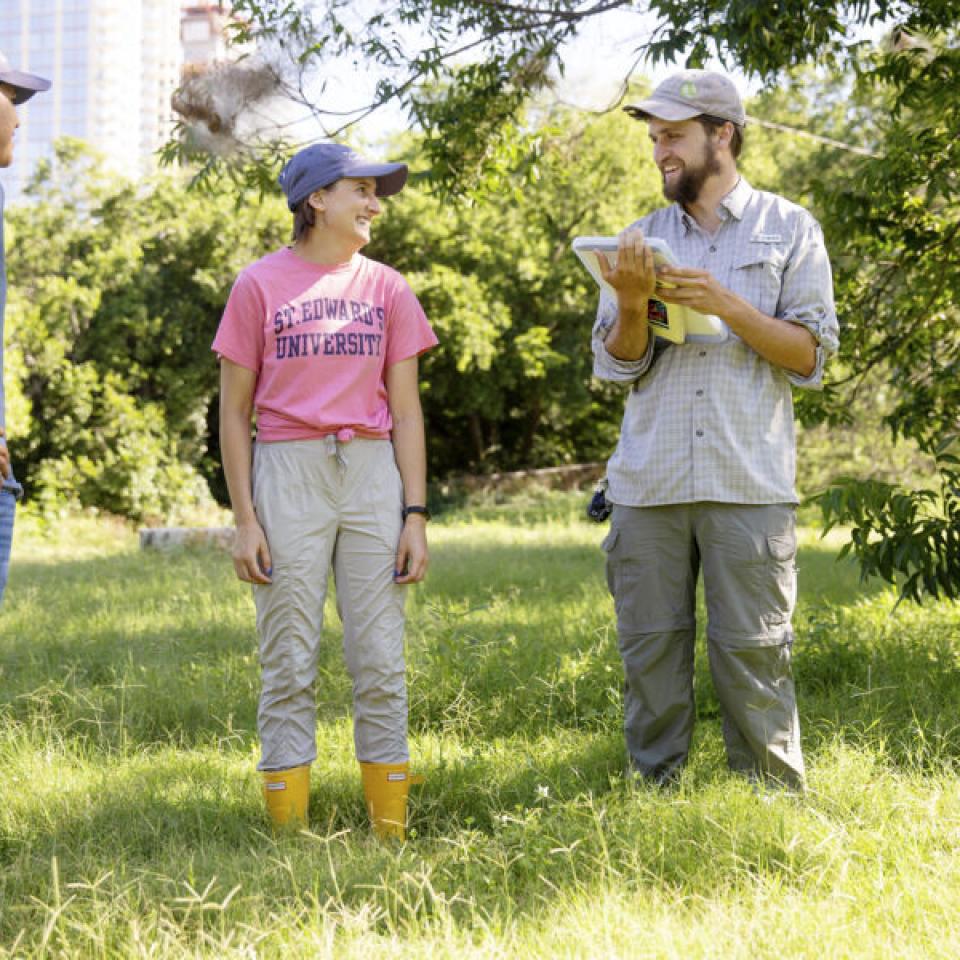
573, 235, 728, 344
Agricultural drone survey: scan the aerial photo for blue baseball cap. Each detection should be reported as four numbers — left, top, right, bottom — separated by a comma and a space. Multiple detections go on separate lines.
278, 143, 408, 211
0, 50, 51, 105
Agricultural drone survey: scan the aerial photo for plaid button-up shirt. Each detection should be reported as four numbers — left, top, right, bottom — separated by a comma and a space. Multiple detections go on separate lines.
592, 178, 838, 507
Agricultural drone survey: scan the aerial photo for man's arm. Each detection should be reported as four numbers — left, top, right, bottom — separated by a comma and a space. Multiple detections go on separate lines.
654, 266, 817, 377
591, 227, 663, 383
220, 358, 272, 584
0, 428, 9, 479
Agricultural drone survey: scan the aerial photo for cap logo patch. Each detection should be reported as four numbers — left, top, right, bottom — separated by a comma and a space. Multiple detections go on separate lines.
680, 81, 699, 98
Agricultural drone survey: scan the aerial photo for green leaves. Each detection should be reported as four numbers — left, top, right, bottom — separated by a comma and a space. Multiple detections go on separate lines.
6, 142, 290, 520
7, 108, 654, 512
365, 103, 655, 473
814, 437, 960, 603
170, 1, 937, 198
779, 31, 960, 602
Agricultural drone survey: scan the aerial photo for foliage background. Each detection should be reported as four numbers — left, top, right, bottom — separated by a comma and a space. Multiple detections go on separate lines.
7, 106, 664, 517
5, 140, 288, 519
6, 87, 935, 524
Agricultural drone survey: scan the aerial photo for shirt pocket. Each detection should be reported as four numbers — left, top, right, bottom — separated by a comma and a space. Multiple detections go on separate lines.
732, 244, 790, 317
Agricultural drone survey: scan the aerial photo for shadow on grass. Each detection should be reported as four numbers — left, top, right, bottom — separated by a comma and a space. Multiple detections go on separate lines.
3, 540, 958, 777
4, 518, 958, 951
0, 726, 850, 943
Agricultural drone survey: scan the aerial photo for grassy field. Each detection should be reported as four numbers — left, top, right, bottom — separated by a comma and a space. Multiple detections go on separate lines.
1, 493, 959, 958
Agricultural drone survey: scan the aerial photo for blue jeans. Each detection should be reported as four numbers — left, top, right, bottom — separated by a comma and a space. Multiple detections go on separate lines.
0, 470, 22, 608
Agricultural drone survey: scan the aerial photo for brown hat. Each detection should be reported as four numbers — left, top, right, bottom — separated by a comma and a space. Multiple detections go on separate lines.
624, 70, 745, 127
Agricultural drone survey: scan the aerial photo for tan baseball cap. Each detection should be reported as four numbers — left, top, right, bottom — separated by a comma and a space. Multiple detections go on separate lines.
624, 70, 745, 127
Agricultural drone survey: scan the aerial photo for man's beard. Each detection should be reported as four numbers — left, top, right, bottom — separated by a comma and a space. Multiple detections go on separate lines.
662, 139, 721, 206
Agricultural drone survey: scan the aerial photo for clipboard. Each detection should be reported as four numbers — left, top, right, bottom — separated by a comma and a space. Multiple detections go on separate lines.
573, 235, 728, 344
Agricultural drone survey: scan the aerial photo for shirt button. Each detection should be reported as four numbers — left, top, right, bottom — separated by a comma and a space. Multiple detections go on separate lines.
696, 429, 704, 437
709, 245, 717, 252
699, 350, 707, 358
696, 389, 704, 397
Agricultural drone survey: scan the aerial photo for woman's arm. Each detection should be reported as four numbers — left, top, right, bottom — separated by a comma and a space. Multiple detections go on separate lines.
220, 358, 272, 584
386, 355, 428, 584
0, 427, 9, 479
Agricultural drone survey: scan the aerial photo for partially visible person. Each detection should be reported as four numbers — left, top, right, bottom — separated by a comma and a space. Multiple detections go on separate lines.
214, 142, 437, 839
592, 70, 838, 789
0, 53, 51, 607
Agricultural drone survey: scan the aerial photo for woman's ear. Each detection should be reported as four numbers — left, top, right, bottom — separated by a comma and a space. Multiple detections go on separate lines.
307, 190, 325, 212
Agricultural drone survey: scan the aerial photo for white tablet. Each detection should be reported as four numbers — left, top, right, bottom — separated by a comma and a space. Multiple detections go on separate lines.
572, 234, 728, 344
572, 235, 678, 292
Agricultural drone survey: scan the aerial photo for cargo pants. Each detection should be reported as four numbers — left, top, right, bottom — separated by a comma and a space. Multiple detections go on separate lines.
603, 502, 805, 787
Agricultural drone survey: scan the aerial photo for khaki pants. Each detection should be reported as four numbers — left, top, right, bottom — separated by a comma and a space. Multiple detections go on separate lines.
252, 437, 408, 772
603, 502, 805, 787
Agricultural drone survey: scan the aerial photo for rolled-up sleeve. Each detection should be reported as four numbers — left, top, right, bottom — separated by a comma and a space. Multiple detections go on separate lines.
591, 289, 656, 382
778, 215, 839, 389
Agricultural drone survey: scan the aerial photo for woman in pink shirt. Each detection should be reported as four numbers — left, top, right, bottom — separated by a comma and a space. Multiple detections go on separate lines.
213, 143, 438, 840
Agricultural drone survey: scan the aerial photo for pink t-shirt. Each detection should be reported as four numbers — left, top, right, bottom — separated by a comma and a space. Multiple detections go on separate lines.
212, 248, 438, 442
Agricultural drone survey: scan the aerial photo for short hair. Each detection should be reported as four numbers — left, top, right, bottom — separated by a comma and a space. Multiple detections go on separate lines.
292, 195, 317, 241
696, 115, 744, 159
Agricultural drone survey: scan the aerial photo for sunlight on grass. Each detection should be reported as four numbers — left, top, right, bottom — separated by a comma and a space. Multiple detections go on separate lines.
2, 492, 959, 957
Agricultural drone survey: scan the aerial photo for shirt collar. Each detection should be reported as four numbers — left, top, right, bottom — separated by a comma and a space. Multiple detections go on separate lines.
720, 176, 752, 221
677, 176, 754, 232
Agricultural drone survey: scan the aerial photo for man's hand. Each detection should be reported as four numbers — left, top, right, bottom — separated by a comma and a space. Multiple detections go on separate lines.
657, 265, 818, 376
0, 427, 9, 480
654, 266, 735, 318
232, 520, 273, 584
393, 515, 428, 584
596, 228, 659, 361
598, 227, 658, 308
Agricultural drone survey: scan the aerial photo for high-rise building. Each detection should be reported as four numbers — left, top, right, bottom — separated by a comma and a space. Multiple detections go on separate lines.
181, 3, 239, 73
0, 1, 237, 203
142, 0, 185, 164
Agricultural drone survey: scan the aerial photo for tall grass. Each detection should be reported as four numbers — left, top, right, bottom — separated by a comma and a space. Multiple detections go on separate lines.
1, 495, 959, 957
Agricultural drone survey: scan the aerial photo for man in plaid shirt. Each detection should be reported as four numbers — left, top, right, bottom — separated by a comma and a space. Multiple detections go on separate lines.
592, 70, 838, 789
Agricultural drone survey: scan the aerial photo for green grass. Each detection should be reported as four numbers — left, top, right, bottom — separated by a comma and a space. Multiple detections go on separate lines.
2, 494, 960, 957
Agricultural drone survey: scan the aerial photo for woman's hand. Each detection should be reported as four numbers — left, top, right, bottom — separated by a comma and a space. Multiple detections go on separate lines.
393, 515, 428, 584
232, 519, 273, 584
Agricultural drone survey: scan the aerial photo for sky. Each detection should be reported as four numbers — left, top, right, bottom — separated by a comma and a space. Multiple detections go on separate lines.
277, 2, 760, 148
552, 7, 759, 112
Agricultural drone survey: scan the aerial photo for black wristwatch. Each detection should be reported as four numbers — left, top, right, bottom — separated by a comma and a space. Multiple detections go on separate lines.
402, 505, 431, 521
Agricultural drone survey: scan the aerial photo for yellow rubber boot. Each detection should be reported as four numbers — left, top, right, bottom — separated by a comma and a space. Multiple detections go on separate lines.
262, 765, 310, 829
360, 762, 422, 841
